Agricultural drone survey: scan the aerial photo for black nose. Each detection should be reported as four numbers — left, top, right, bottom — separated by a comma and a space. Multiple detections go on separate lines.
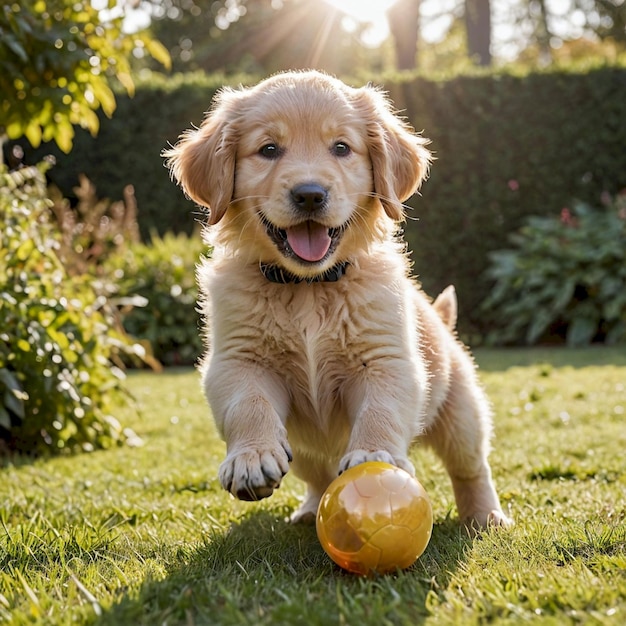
290, 183, 328, 212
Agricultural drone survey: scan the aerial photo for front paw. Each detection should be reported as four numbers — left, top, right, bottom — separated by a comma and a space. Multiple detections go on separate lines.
338, 449, 415, 476
219, 441, 292, 501
463, 509, 514, 535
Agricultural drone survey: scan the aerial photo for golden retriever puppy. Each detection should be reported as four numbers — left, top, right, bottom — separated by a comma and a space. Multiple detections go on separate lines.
165, 70, 512, 530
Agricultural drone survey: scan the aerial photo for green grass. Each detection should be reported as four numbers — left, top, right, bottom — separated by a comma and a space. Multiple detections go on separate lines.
1, 347, 625, 625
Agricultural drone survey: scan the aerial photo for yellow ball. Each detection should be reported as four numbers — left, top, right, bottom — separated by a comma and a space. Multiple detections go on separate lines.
316, 461, 433, 575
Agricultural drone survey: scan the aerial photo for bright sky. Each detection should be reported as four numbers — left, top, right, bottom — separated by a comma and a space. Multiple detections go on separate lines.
321, 0, 398, 21
322, 0, 462, 48
321, 0, 396, 47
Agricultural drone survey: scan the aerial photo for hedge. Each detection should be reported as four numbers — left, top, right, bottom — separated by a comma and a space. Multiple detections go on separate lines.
389, 67, 626, 335
14, 67, 626, 336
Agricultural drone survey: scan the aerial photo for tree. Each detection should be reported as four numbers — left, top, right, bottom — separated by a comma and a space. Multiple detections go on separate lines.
465, 0, 491, 65
0, 0, 170, 156
578, 0, 626, 42
505, 0, 626, 64
387, 0, 422, 70
388, 0, 492, 70
533, 0, 553, 63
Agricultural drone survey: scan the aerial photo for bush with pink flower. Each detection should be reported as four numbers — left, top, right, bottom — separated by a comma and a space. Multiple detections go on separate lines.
483, 192, 626, 346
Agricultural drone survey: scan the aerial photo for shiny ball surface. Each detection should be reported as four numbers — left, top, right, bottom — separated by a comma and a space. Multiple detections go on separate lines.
316, 462, 433, 575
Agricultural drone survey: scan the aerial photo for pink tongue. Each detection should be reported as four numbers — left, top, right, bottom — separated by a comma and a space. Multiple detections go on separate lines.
286, 222, 332, 262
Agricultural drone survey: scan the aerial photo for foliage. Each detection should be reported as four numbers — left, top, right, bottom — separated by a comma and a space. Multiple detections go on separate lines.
15, 70, 228, 239
482, 194, 626, 346
143, 0, 626, 75
147, 0, 395, 75
50, 173, 141, 276
392, 66, 626, 336
0, 162, 142, 455
0, 0, 170, 153
16, 65, 626, 338
575, 0, 626, 43
1, 350, 626, 623
49, 174, 204, 367
105, 231, 208, 366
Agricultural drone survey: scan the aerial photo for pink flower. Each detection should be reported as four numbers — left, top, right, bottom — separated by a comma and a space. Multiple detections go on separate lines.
507, 179, 519, 191
560, 208, 573, 225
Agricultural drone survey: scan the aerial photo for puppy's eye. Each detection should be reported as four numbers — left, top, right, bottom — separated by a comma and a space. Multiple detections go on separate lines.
332, 142, 351, 157
259, 143, 281, 159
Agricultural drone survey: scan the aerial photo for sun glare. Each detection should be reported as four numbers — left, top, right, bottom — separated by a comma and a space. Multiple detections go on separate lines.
321, 0, 398, 22
321, 0, 399, 47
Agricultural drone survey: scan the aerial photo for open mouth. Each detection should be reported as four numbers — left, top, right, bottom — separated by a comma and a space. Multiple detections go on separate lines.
262, 217, 345, 265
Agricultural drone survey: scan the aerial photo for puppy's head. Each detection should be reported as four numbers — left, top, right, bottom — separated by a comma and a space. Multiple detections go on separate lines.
165, 71, 431, 279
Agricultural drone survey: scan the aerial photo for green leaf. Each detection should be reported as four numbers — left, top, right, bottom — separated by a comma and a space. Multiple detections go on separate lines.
0, 368, 22, 394
0, 405, 11, 430
17, 339, 30, 352
526, 309, 554, 344
605, 321, 626, 345
603, 298, 624, 322
90, 78, 116, 118
4, 387, 26, 421
115, 71, 135, 97
548, 278, 576, 315
566, 317, 598, 347
54, 117, 75, 154
15, 238, 35, 261
24, 120, 42, 148
4, 119, 24, 140
145, 38, 171, 70
3, 34, 28, 62
75, 107, 100, 135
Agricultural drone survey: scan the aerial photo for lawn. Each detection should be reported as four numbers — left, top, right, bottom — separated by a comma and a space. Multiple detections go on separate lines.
1, 347, 625, 625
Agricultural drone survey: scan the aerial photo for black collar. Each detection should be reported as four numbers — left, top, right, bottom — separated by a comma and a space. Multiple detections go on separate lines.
259, 261, 349, 284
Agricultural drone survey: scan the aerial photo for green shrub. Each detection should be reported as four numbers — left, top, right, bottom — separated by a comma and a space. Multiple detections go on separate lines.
0, 163, 142, 455
49, 173, 141, 276
105, 231, 208, 366
482, 194, 626, 346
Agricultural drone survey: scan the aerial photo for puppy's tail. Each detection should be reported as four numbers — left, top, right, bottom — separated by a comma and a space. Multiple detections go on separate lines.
433, 285, 457, 330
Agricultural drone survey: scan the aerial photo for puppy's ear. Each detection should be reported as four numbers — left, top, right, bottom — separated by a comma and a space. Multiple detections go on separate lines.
354, 86, 431, 221
433, 285, 458, 330
164, 89, 238, 225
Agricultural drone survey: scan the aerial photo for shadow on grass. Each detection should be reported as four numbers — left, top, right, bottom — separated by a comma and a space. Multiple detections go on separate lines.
93, 511, 471, 626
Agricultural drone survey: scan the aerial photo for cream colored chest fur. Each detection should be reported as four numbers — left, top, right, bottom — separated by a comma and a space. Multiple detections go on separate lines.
199, 251, 430, 455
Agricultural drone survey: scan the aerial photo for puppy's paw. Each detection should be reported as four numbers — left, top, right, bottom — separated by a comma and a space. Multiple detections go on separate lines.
219, 441, 292, 501
486, 509, 514, 528
289, 495, 320, 525
463, 509, 514, 536
338, 449, 415, 476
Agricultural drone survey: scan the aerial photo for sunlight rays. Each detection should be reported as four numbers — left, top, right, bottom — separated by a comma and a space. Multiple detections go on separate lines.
321, 0, 399, 47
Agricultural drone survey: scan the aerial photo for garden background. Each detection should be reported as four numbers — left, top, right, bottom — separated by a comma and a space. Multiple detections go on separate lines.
21, 65, 626, 342
1, 0, 626, 623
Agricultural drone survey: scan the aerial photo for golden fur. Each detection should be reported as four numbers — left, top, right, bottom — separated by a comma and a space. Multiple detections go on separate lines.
165, 70, 512, 529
